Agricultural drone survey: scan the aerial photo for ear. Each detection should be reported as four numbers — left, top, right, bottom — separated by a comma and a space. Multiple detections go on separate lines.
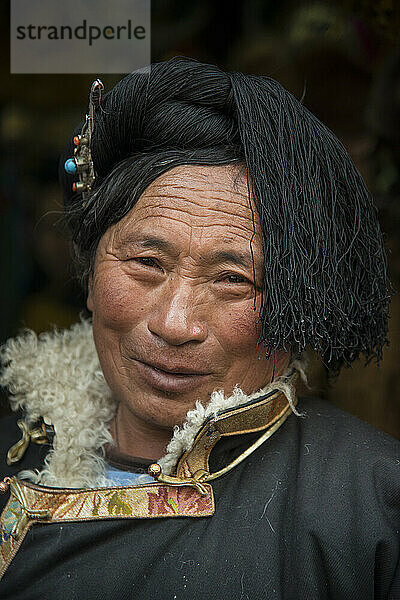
86, 273, 94, 312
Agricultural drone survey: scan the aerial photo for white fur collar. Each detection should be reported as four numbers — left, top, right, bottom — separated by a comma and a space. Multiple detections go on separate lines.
0, 321, 300, 488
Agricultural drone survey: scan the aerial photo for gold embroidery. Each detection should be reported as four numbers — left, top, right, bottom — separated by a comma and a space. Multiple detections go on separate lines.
91, 492, 101, 516
0, 477, 215, 581
106, 491, 132, 515
175, 388, 290, 478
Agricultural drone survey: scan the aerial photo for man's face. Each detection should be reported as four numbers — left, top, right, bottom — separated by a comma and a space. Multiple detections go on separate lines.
88, 165, 289, 430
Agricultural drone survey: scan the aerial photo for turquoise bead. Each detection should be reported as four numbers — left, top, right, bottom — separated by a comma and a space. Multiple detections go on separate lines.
64, 158, 77, 174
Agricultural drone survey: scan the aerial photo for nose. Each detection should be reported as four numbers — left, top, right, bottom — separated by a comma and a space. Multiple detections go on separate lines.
147, 277, 208, 346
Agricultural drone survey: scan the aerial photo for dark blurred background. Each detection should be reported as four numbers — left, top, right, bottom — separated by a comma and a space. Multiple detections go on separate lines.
1, 0, 400, 438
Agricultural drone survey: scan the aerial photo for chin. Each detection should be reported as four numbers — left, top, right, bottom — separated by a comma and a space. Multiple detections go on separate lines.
120, 388, 199, 429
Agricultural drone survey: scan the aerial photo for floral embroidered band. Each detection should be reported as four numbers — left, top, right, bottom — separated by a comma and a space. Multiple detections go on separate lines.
0, 477, 214, 580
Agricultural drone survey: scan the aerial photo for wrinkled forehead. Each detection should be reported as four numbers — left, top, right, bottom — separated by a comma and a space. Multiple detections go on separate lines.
112, 164, 262, 243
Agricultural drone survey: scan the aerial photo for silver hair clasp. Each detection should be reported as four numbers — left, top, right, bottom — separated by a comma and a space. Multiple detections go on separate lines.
64, 79, 104, 202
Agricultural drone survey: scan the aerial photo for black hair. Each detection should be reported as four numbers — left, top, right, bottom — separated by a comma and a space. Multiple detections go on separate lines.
60, 57, 390, 373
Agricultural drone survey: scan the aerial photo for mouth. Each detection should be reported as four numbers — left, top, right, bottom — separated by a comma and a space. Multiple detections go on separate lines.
131, 358, 212, 393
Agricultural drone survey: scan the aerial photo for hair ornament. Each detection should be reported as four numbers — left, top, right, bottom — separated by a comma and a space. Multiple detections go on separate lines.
64, 78, 104, 202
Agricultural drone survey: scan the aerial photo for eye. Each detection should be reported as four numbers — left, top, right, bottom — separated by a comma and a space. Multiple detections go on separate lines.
134, 257, 163, 271
226, 274, 247, 284
220, 273, 251, 285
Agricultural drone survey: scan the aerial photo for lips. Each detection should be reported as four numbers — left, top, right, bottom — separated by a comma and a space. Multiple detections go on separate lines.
141, 359, 209, 376
131, 358, 212, 393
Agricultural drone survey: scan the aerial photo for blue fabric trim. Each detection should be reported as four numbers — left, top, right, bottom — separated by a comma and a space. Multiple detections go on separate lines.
105, 464, 155, 486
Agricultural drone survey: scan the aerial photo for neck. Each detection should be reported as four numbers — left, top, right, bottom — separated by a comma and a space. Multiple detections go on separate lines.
111, 402, 172, 460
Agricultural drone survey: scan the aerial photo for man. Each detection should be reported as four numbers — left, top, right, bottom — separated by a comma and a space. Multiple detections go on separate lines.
0, 58, 399, 599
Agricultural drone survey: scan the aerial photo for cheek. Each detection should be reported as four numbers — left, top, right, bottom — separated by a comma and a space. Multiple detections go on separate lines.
91, 270, 144, 330
222, 304, 261, 352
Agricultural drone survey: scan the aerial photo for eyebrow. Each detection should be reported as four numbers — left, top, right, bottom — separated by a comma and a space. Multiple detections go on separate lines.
117, 235, 263, 271
207, 250, 263, 271
117, 235, 176, 254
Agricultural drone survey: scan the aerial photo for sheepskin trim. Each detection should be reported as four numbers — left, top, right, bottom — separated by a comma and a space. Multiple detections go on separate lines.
158, 367, 301, 475
1, 320, 303, 488
0, 320, 116, 488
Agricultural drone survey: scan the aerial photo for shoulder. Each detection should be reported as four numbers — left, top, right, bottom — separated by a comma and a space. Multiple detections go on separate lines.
295, 396, 400, 457
291, 397, 400, 484
281, 398, 400, 530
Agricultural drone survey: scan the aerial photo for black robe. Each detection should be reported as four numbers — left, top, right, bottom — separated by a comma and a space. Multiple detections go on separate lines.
0, 398, 399, 600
